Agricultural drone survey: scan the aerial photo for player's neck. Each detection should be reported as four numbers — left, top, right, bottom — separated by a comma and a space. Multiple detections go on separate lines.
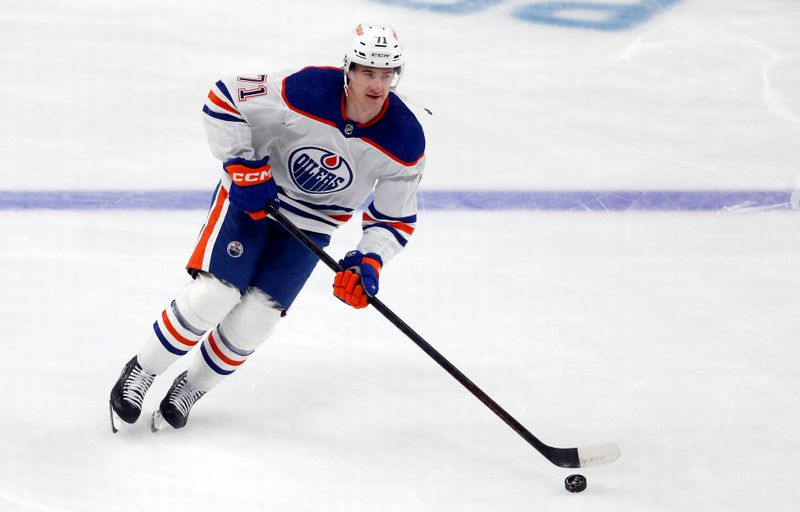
344, 97, 385, 124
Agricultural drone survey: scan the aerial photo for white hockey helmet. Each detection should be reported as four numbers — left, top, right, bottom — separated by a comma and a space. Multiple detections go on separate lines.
343, 24, 404, 87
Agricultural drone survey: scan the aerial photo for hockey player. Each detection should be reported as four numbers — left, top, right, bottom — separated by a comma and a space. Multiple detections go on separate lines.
109, 23, 425, 432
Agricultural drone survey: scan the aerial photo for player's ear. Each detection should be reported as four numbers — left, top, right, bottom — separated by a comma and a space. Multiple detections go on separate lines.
344, 64, 355, 85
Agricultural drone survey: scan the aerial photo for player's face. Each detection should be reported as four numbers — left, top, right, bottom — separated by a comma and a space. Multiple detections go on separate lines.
346, 65, 396, 107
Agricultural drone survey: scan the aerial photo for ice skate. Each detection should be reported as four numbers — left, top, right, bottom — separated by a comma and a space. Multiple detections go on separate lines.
151, 371, 205, 432
109, 356, 156, 433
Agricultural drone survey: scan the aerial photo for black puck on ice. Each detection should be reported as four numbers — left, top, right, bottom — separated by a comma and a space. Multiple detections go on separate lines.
564, 474, 587, 493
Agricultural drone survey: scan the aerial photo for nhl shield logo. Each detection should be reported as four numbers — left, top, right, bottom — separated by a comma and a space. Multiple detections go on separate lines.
227, 241, 244, 258
288, 147, 353, 194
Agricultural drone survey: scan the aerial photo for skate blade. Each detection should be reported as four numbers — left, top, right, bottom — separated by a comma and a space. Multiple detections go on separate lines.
110, 402, 120, 434
151, 410, 168, 433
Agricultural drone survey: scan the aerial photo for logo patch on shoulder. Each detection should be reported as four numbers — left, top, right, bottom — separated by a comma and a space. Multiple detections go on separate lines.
288, 147, 353, 194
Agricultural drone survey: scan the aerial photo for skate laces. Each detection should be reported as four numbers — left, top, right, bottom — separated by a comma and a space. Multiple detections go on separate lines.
122, 365, 155, 408
168, 375, 205, 417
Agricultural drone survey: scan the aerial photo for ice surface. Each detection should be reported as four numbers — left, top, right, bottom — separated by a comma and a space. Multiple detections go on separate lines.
2, 210, 800, 511
1, 1, 800, 511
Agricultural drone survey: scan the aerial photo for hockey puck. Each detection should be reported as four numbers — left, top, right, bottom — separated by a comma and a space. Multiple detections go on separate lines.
564, 474, 587, 493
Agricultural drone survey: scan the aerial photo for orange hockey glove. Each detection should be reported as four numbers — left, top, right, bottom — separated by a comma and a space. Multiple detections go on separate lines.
332, 251, 382, 309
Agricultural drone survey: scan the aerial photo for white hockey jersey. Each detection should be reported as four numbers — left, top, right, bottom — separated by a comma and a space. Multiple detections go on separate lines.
201, 66, 426, 264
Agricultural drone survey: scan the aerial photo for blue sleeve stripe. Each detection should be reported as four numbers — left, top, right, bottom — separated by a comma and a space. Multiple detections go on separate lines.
153, 322, 189, 356
215, 80, 236, 106
368, 203, 417, 224
279, 201, 338, 227
202, 105, 246, 123
363, 223, 408, 247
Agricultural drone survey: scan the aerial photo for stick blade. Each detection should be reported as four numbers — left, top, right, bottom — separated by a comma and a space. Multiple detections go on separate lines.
577, 442, 621, 467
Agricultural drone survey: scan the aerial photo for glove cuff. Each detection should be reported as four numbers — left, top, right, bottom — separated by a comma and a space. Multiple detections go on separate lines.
224, 157, 273, 187
362, 253, 382, 275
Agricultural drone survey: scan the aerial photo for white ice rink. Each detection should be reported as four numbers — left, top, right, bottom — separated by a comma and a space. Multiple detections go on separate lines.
2, 1, 800, 511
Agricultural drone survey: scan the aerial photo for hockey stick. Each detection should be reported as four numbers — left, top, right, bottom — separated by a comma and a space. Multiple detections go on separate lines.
265, 203, 620, 468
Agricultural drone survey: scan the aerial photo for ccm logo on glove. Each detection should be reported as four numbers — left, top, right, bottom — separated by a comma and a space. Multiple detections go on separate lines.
229, 168, 272, 186
223, 156, 279, 218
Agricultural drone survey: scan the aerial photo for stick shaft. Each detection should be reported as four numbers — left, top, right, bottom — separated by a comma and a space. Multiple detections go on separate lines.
266, 204, 580, 467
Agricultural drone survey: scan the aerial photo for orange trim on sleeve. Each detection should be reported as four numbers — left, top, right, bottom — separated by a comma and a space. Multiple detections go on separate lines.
207, 90, 241, 116
362, 212, 415, 235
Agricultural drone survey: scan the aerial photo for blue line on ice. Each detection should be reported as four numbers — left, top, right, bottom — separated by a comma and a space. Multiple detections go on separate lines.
0, 190, 793, 211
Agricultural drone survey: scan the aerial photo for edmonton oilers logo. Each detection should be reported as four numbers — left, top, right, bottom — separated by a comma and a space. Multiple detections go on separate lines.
227, 241, 243, 258
288, 147, 353, 194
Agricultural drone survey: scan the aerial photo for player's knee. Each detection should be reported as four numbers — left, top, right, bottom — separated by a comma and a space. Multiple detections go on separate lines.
219, 287, 282, 352
176, 272, 242, 331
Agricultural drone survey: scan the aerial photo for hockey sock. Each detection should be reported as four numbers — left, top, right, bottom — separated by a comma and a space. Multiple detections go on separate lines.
188, 326, 253, 391
137, 273, 241, 375
186, 288, 281, 391
137, 300, 206, 375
